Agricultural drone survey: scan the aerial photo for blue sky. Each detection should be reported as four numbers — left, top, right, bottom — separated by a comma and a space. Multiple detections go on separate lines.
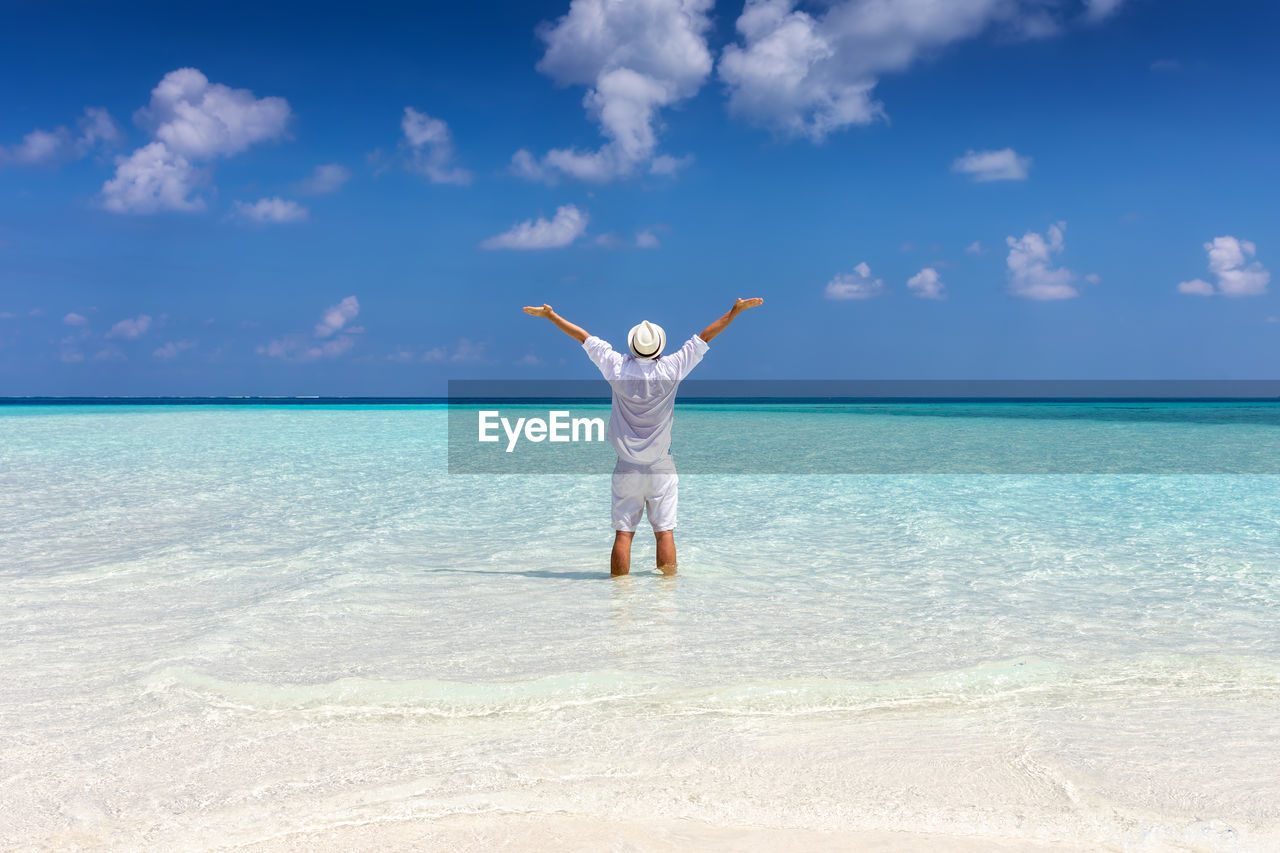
1, 0, 1277, 395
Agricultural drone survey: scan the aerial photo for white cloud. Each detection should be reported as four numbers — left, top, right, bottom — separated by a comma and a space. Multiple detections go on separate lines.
102, 69, 289, 214
825, 261, 884, 300
261, 296, 361, 361
234, 196, 309, 224
636, 229, 660, 248
294, 163, 351, 195
1, 107, 120, 166
101, 142, 204, 214
63, 312, 88, 326
153, 340, 195, 359
481, 204, 588, 250
401, 108, 471, 185
3, 129, 67, 165
107, 314, 153, 339
137, 68, 290, 159
952, 147, 1031, 182
1005, 221, 1078, 300
719, 0, 1095, 141
315, 296, 360, 338
965, 241, 984, 255
907, 267, 945, 299
1178, 236, 1270, 297
1177, 278, 1214, 296
515, 0, 713, 182
1084, 272, 1101, 284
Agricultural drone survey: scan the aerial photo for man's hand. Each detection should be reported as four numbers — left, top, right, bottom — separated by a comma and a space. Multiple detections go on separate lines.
522, 303, 589, 342
700, 297, 764, 344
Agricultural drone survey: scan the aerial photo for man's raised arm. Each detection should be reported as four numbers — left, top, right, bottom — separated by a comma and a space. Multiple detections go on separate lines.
522, 303, 589, 343
699, 297, 764, 343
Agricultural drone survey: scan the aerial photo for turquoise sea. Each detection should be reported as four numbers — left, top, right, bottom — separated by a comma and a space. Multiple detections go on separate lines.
2, 402, 1279, 850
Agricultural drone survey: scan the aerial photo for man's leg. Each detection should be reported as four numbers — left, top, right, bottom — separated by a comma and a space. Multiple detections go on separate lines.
611, 531, 634, 576
655, 530, 676, 575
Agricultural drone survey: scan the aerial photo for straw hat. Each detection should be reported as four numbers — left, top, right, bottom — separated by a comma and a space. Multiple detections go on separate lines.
627, 320, 666, 360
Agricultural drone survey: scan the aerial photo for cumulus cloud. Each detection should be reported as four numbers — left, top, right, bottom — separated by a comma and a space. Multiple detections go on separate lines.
260, 296, 361, 361
315, 296, 360, 338
513, 0, 713, 182
107, 314, 153, 339
1176, 279, 1214, 296
4, 130, 68, 166
635, 229, 660, 248
481, 204, 588, 250
401, 108, 471, 185
719, 0, 1101, 141
63, 312, 88, 326
294, 163, 351, 195
1005, 221, 1078, 300
101, 142, 205, 213
1178, 236, 1270, 297
136, 68, 290, 159
234, 196, 308, 224
1, 107, 120, 166
965, 241, 984, 255
101, 68, 290, 214
825, 262, 884, 300
153, 340, 195, 359
907, 267, 945, 299
952, 147, 1031, 182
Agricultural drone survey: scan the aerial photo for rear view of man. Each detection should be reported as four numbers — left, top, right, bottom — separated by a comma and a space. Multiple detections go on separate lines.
522, 297, 764, 575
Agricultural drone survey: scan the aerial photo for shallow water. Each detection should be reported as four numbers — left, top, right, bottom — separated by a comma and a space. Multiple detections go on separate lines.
2, 404, 1278, 850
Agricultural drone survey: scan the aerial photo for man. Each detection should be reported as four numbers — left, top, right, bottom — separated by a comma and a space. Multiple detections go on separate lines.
522, 297, 764, 576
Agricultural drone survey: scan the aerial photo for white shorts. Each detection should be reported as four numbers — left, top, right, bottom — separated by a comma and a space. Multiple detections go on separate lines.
611, 457, 679, 533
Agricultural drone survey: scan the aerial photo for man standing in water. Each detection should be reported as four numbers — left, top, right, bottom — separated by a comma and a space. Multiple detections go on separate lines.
522, 298, 764, 576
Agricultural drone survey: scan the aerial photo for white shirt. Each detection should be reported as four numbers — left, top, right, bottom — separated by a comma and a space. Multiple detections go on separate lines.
582, 334, 709, 466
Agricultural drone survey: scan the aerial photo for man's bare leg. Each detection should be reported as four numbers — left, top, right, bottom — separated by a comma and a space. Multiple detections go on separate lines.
611, 531, 634, 576
655, 530, 677, 576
